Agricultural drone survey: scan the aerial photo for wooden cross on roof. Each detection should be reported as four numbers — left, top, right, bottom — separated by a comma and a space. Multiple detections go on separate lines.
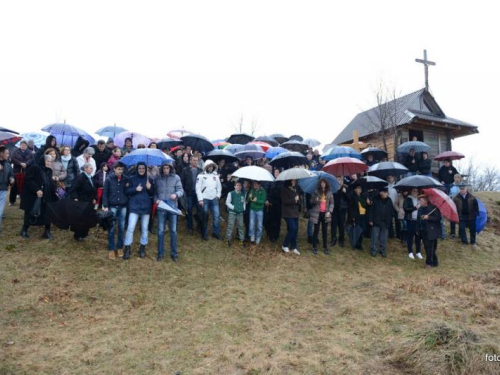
415, 49, 436, 91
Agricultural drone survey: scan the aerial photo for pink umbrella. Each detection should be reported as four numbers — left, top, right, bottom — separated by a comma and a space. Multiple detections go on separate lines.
434, 151, 465, 161
249, 141, 272, 151
167, 129, 194, 140
322, 157, 368, 177
114, 131, 151, 148
422, 188, 459, 223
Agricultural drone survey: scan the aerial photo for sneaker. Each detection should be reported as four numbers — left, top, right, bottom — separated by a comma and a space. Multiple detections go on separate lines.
117, 249, 124, 258
416, 252, 423, 259
281, 246, 290, 253
292, 249, 300, 255
108, 251, 116, 260
408, 253, 415, 260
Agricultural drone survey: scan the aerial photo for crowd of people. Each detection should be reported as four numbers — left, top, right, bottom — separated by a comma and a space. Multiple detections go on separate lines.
0, 134, 481, 267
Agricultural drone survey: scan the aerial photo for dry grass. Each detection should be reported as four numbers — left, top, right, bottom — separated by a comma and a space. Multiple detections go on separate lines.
1, 192, 500, 374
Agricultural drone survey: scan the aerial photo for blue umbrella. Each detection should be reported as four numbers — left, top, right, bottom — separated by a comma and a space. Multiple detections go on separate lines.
224, 144, 244, 154
321, 146, 361, 161
121, 148, 174, 167
96, 125, 128, 138
42, 123, 95, 147
16, 132, 49, 147
298, 171, 340, 194
158, 199, 183, 216
265, 146, 287, 159
397, 141, 431, 154
476, 198, 487, 233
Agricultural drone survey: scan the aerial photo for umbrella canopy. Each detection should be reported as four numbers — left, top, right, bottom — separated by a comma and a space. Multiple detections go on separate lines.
270, 134, 289, 144
302, 138, 321, 148
394, 175, 444, 191
226, 133, 255, 145
289, 135, 304, 142
248, 141, 272, 151
96, 125, 128, 138
298, 171, 340, 194
46, 200, 98, 232
42, 123, 95, 147
357, 176, 389, 190
0, 126, 19, 134
321, 146, 361, 161
202, 149, 239, 164
269, 151, 307, 170
167, 129, 193, 140
157, 137, 183, 150
121, 148, 174, 167
367, 161, 409, 179
158, 199, 184, 216
235, 144, 265, 160
322, 143, 337, 153
113, 131, 151, 148
213, 141, 231, 149
422, 188, 459, 223
16, 132, 49, 148
0, 131, 23, 146
360, 147, 388, 161
434, 151, 465, 161
231, 166, 274, 182
254, 136, 279, 147
322, 157, 368, 177
397, 141, 431, 154
476, 199, 487, 233
265, 146, 287, 159
224, 144, 244, 154
181, 134, 214, 153
275, 168, 315, 181
281, 140, 309, 153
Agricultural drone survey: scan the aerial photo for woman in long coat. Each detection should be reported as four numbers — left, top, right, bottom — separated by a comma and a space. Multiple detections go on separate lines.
309, 178, 334, 255
69, 162, 97, 240
20, 154, 57, 239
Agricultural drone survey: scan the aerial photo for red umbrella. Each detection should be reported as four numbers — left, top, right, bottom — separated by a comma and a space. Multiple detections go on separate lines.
249, 141, 272, 151
434, 151, 465, 161
322, 157, 368, 177
422, 188, 459, 223
0, 131, 22, 146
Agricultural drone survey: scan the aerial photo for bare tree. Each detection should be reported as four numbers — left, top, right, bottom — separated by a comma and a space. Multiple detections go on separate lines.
231, 114, 259, 135
250, 117, 259, 136
455, 157, 500, 192
476, 166, 500, 192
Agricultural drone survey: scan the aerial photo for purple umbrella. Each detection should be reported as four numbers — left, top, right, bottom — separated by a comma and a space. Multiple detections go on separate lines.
114, 131, 151, 148
41, 123, 95, 147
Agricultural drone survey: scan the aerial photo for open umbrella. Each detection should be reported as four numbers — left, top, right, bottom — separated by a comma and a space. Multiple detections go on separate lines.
121, 148, 173, 167
397, 141, 430, 154
360, 147, 388, 161
357, 176, 389, 190
275, 168, 315, 181
322, 157, 368, 177
46, 200, 98, 233
167, 128, 193, 140
434, 151, 465, 161
42, 123, 95, 147
114, 131, 151, 148
270, 134, 289, 144
226, 133, 255, 145
281, 140, 309, 153
254, 136, 279, 147
249, 141, 272, 151
289, 135, 304, 142
96, 125, 128, 138
231, 166, 274, 182
321, 146, 361, 161
157, 137, 183, 150
235, 144, 265, 160
0, 126, 19, 134
302, 138, 321, 148
322, 143, 337, 153
0, 131, 22, 146
265, 146, 287, 159
422, 188, 459, 223
203, 149, 239, 164
298, 171, 340, 194
15, 132, 49, 148
367, 162, 409, 179
269, 151, 307, 170
224, 144, 244, 154
394, 175, 444, 191
476, 199, 487, 233
181, 134, 214, 153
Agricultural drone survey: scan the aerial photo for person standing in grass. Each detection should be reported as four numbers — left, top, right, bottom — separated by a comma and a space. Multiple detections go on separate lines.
453, 184, 479, 246
195, 159, 222, 241
417, 194, 442, 268
281, 179, 301, 255
247, 180, 267, 246
448, 174, 463, 239
403, 188, 423, 260
347, 184, 368, 251
0, 146, 15, 237
368, 187, 393, 258
309, 179, 334, 255
69, 162, 97, 241
331, 176, 348, 248
225, 180, 246, 247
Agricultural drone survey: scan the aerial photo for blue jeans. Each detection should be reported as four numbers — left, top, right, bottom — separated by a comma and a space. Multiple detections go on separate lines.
108, 206, 127, 250
185, 193, 198, 230
283, 217, 299, 249
0, 191, 7, 235
307, 221, 313, 238
203, 198, 220, 237
125, 213, 150, 246
157, 209, 178, 257
249, 209, 264, 244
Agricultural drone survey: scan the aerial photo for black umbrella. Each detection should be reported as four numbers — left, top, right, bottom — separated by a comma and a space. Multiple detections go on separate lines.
347, 224, 363, 249
394, 175, 444, 191
254, 136, 279, 147
281, 140, 309, 153
360, 147, 388, 161
157, 137, 183, 150
0, 126, 19, 135
270, 134, 289, 144
203, 149, 239, 164
367, 162, 409, 179
289, 135, 304, 142
181, 134, 214, 153
269, 151, 308, 170
226, 133, 255, 145
356, 176, 389, 190
46, 200, 97, 233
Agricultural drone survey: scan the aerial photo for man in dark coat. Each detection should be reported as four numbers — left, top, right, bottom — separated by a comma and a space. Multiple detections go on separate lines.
438, 159, 459, 193
9, 141, 34, 205
347, 184, 368, 250
418, 152, 432, 176
417, 195, 442, 268
0, 146, 15, 236
404, 149, 419, 175
331, 176, 348, 247
453, 185, 479, 245
181, 155, 202, 234
368, 187, 393, 257
91, 140, 112, 167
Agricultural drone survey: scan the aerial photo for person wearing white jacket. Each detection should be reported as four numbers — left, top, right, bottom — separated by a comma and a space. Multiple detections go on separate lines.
195, 159, 222, 240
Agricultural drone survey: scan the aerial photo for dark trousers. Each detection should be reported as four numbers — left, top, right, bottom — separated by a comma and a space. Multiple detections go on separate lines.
459, 218, 476, 244
422, 236, 438, 267
9, 179, 17, 204
388, 208, 401, 238
406, 220, 421, 253
450, 222, 456, 236
266, 205, 281, 241
312, 212, 328, 249
185, 193, 198, 231
331, 209, 346, 243
355, 216, 366, 249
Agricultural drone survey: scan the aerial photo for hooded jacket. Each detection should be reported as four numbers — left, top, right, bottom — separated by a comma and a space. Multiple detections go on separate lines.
195, 159, 221, 202
35, 135, 59, 163
71, 136, 90, 158
154, 162, 184, 206
126, 162, 153, 215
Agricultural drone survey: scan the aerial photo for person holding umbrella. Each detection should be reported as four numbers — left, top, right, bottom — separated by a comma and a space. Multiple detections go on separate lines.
309, 179, 334, 255
347, 183, 368, 251
404, 148, 419, 176
281, 179, 301, 255
266, 168, 283, 243
181, 155, 203, 235
403, 188, 424, 260
453, 184, 479, 246
0, 146, 15, 236
91, 140, 112, 168
331, 176, 348, 248
438, 159, 459, 193
418, 152, 432, 176
10, 140, 34, 206
368, 187, 393, 258
195, 159, 222, 241
417, 194, 442, 268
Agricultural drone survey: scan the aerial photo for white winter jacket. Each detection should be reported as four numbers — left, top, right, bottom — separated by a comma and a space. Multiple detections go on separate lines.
195, 159, 222, 201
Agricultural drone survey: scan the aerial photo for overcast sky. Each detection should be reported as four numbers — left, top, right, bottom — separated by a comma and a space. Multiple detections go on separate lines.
0, 0, 498, 167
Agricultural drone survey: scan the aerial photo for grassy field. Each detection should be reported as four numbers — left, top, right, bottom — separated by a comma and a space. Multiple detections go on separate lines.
1, 192, 500, 374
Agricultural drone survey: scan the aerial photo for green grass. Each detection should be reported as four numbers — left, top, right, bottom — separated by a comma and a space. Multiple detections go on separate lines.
1, 192, 500, 374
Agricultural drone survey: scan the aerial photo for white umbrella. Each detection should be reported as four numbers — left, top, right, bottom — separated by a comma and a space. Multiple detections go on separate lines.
276, 168, 315, 181
231, 166, 274, 182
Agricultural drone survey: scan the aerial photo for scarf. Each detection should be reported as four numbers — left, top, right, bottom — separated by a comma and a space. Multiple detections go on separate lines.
61, 154, 72, 169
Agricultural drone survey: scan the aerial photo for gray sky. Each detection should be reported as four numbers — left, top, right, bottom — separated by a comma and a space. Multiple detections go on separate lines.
1, 0, 498, 167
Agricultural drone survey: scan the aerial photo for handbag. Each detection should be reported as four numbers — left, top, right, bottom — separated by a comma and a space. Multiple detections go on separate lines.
30, 197, 42, 224
55, 180, 66, 200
